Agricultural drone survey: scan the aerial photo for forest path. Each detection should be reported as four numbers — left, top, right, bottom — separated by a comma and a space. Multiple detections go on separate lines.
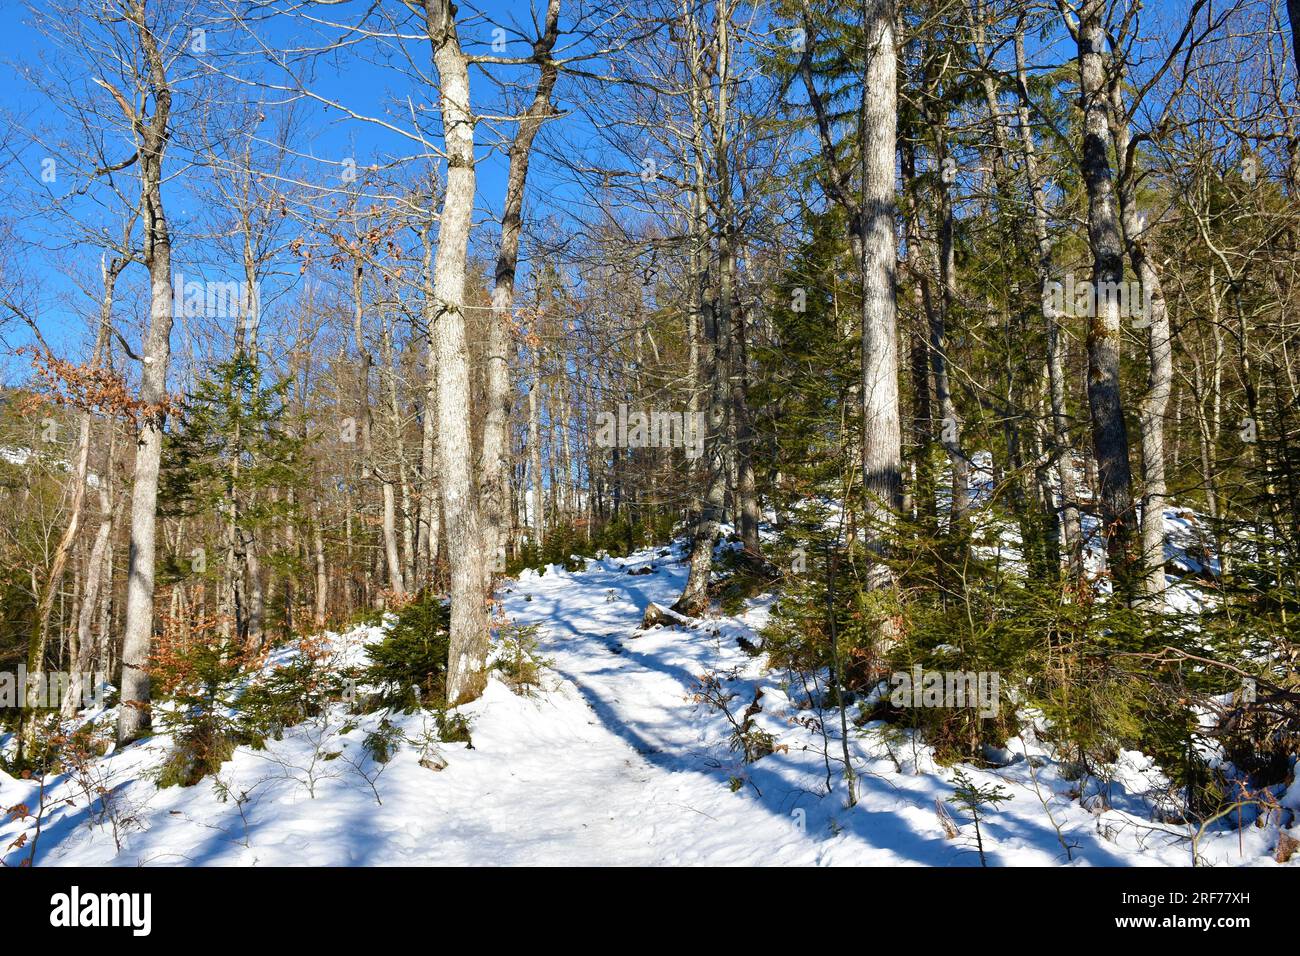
475, 544, 827, 864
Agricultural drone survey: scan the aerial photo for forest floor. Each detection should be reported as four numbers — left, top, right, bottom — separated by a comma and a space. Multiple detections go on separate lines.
2, 541, 1296, 866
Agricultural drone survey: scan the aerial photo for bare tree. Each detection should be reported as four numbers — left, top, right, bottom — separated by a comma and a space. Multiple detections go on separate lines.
103, 0, 184, 744
1060, 0, 1139, 600
478, 0, 563, 584
419, 0, 489, 704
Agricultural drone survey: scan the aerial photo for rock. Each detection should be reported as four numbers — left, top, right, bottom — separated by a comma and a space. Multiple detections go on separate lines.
1277, 831, 1299, 864
641, 602, 692, 630
626, 565, 656, 575
980, 744, 1021, 767
419, 753, 449, 772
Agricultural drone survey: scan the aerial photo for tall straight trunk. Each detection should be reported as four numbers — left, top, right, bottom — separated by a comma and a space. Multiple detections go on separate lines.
546, 402, 560, 522
1108, 78, 1172, 604
901, 140, 937, 533
918, 18, 972, 541
929, 119, 969, 543
416, 224, 439, 588
416, 380, 437, 584
1071, 1, 1138, 600
859, 0, 903, 566
710, 3, 753, 559
118, 241, 171, 743
1204, 265, 1227, 572
556, 348, 575, 523
95, 503, 115, 683
527, 312, 545, 548
480, 0, 561, 582
345, 492, 358, 613
401, 464, 416, 588
352, 265, 406, 600
796, 0, 901, 605
378, 316, 407, 598
117, 1, 174, 744
220, 498, 238, 641
389, 346, 416, 592
674, 0, 723, 614
677, 279, 727, 614
732, 294, 761, 556
424, 0, 488, 705
312, 501, 329, 627
1015, 25, 1083, 582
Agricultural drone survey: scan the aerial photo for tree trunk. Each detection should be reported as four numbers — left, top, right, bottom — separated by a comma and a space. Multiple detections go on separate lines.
61, 493, 111, 715
527, 309, 546, 549
919, 54, 971, 548
859, 0, 903, 571
423, 0, 489, 705
901, 140, 938, 534
117, 2, 174, 743
674, 2, 724, 615
416, 224, 439, 590
479, 0, 561, 584
378, 316, 407, 599
1072, 1, 1138, 601
312, 501, 329, 627
1108, 76, 1172, 604
732, 294, 761, 556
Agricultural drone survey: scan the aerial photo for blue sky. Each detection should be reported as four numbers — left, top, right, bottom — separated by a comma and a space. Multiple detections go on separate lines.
0, 0, 1239, 385
0, 0, 584, 379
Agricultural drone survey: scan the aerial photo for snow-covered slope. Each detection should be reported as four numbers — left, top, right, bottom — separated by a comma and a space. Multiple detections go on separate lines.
2, 543, 1295, 866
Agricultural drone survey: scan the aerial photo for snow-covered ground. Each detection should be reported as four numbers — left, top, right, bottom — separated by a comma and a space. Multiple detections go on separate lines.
2, 543, 1295, 866
0, 444, 101, 487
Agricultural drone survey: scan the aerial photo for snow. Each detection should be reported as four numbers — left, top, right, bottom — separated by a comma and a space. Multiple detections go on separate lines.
0, 444, 102, 488
0, 445, 28, 467
1, 542, 1294, 867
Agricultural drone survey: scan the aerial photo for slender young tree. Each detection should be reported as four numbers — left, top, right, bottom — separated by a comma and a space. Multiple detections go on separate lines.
109, 0, 181, 743
478, 0, 562, 585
